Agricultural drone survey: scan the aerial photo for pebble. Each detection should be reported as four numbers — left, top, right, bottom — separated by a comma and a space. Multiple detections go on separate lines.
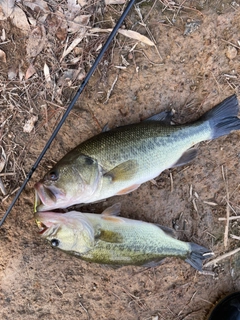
226, 45, 238, 60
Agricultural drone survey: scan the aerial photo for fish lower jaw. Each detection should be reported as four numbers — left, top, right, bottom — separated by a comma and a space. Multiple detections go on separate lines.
36, 220, 48, 235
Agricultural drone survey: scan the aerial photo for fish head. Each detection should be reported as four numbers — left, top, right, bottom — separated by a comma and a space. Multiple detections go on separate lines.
34, 154, 102, 211
35, 211, 95, 254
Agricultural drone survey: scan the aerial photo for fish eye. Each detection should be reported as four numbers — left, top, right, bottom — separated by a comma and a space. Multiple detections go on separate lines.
85, 156, 94, 165
51, 239, 60, 247
48, 171, 58, 181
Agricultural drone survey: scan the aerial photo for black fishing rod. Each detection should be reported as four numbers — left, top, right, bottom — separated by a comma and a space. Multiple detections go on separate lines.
0, 0, 136, 227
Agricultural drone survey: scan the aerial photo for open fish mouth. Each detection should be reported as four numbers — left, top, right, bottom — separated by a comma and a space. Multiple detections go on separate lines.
36, 220, 49, 235
34, 182, 57, 212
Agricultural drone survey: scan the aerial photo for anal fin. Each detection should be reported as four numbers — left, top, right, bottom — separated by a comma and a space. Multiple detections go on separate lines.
116, 184, 140, 195
172, 148, 198, 168
142, 258, 165, 268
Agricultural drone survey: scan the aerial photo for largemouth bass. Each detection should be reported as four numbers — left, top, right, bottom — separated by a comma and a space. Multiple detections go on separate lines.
35, 95, 240, 211
35, 204, 214, 270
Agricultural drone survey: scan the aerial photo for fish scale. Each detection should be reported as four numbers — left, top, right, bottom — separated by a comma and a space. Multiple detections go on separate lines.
35, 205, 214, 270
34, 95, 240, 211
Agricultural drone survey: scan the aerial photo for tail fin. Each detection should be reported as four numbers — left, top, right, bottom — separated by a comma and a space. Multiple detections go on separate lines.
201, 94, 240, 139
185, 242, 214, 271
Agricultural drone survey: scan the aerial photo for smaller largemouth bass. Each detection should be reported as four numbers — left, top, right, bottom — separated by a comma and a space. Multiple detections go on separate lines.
34, 95, 240, 211
35, 204, 213, 271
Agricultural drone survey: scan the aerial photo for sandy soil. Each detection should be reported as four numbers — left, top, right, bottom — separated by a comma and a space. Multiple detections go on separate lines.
0, 1, 240, 319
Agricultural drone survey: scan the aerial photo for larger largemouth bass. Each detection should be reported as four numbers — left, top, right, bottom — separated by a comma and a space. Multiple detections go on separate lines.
35, 204, 213, 270
35, 95, 240, 211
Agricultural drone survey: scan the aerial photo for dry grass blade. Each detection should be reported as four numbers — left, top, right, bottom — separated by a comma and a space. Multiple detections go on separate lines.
222, 165, 230, 249
105, 0, 126, 3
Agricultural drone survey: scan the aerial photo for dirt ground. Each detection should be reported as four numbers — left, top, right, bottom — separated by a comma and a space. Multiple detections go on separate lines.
0, 0, 240, 319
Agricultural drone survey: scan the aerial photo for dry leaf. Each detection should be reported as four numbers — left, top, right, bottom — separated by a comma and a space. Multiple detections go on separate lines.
44, 62, 51, 82
0, 146, 6, 173
19, 63, 24, 81
46, 12, 67, 42
10, 6, 30, 34
118, 29, 155, 46
90, 28, 155, 46
0, 49, 6, 63
61, 36, 85, 60
8, 67, 17, 80
23, 116, 38, 133
67, 0, 81, 20
0, 146, 6, 195
68, 14, 90, 33
26, 25, 46, 58
1, 28, 6, 41
105, 0, 126, 4
0, 0, 15, 19
23, 0, 49, 13
0, 0, 30, 34
25, 64, 36, 80
78, 0, 87, 6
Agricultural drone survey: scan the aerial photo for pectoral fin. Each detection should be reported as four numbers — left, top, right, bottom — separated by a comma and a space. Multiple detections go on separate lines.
102, 203, 121, 216
172, 148, 198, 168
95, 229, 123, 243
105, 160, 138, 182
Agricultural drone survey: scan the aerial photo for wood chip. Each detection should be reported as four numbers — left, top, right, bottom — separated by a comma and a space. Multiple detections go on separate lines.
23, 115, 38, 133
0, 49, 6, 63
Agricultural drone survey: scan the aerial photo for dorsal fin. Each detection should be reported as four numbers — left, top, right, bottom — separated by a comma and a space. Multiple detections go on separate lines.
156, 224, 177, 238
102, 123, 110, 132
144, 110, 173, 124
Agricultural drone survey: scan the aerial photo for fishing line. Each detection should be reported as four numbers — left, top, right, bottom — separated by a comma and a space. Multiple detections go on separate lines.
0, 0, 136, 227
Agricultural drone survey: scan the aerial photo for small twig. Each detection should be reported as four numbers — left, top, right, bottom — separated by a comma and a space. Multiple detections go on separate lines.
170, 172, 173, 192
211, 71, 222, 93
204, 248, 240, 267
132, 50, 164, 65
2, 187, 20, 202
104, 75, 118, 104
198, 269, 215, 277
219, 216, 240, 221
0, 172, 15, 177
78, 294, 89, 319
55, 283, 63, 295
221, 38, 240, 50
230, 234, 240, 240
